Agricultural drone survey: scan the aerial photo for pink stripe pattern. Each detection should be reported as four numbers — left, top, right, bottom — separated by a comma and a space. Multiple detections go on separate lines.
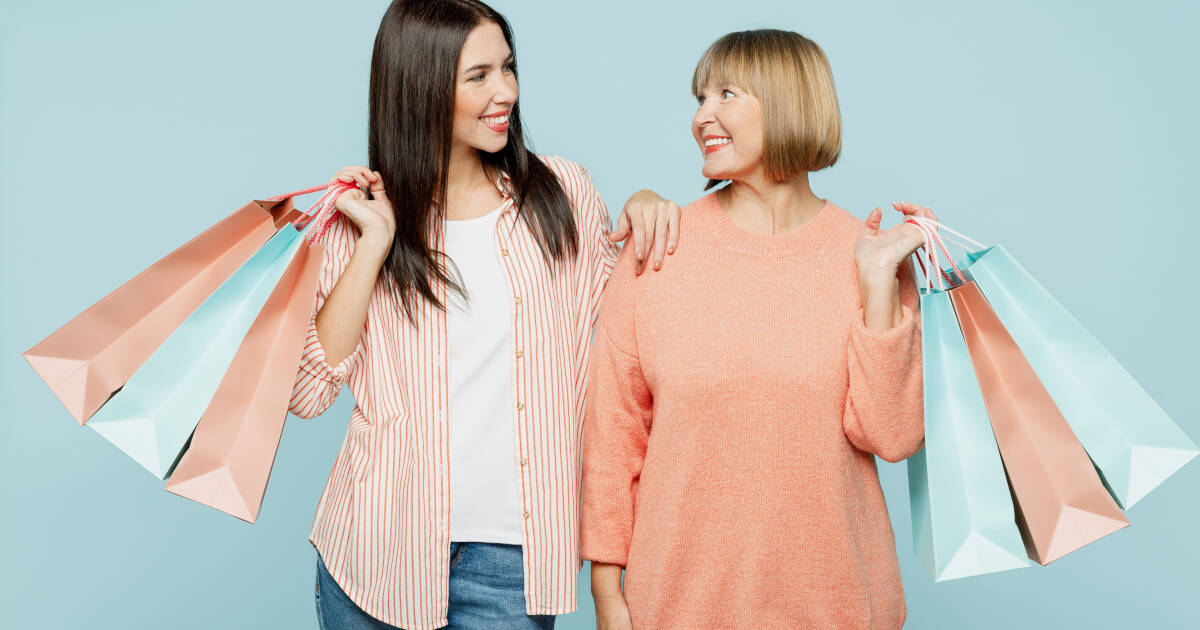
288, 155, 619, 629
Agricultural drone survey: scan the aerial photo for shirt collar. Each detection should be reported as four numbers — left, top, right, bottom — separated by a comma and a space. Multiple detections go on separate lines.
430, 167, 513, 210
493, 168, 514, 200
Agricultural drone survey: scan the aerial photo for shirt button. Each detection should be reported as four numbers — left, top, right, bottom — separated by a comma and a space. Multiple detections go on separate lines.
436, 410, 446, 422
515, 350, 523, 359
437, 464, 446, 476
520, 457, 528, 466
516, 402, 525, 411
513, 296, 521, 305
437, 519, 447, 531
501, 248, 509, 256
523, 511, 530, 520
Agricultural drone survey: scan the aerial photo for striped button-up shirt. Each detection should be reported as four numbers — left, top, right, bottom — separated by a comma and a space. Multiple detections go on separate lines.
288, 155, 619, 629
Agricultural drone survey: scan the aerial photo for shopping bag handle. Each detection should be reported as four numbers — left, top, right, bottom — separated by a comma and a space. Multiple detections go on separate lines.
906, 218, 968, 290
266, 182, 359, 245
907, 219, 941, 290
908, 217, 987, 251
907, 219, 946, 290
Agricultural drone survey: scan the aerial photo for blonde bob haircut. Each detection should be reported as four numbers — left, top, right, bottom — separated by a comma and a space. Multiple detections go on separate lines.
692, 29, 842, 189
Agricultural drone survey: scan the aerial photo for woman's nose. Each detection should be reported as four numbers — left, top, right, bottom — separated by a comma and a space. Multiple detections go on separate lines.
494, 79, 518, 106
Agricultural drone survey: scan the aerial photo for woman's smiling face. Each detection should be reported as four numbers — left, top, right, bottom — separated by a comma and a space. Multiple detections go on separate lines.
692, 81, 764, 182
453, 20, 518, 155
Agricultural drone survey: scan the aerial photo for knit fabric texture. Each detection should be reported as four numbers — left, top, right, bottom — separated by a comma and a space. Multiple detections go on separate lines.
581, 192, 925, 629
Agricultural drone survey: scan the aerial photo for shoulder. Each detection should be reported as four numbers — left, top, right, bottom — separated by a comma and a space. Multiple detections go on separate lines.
822, 200, 871, 241
595, 234, 641, 329
670, 191, 720, 244
679, 191, 718, 216
535, 154, 596, 200
533, 154, 609, 240
824, 200, 865, 227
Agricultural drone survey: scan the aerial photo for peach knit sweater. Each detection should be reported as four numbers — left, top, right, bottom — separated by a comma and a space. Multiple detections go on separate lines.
580, 192, 925, 629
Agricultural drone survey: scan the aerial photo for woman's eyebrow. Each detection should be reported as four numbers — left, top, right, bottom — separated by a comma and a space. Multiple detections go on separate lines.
462, 55, 514, 75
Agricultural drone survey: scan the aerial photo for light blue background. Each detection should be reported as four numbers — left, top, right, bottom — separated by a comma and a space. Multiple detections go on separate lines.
2, 1, 1197, 628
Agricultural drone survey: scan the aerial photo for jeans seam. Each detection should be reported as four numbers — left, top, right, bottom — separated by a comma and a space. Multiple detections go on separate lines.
315, 561, 327, 630
449, 542, 468, 568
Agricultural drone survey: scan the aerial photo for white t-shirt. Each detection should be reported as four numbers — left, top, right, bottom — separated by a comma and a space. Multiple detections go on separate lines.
443, 205, 523, 544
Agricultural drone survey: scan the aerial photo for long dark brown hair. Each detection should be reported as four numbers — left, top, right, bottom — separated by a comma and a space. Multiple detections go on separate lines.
369, 0, 578, 323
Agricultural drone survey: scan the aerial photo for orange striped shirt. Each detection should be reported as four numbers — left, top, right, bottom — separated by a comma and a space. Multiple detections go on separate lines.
288, 155, 619, 629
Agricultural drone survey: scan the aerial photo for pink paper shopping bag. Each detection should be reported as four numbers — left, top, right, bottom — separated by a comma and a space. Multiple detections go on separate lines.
24, 199, 302, 424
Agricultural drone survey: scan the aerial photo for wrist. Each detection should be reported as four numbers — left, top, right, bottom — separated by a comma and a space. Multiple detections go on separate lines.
856, 252, 899, 281
858, 271, 897, 294
356, 231, 393, 254
590, 565, 625, 600
592, 589, 626, 602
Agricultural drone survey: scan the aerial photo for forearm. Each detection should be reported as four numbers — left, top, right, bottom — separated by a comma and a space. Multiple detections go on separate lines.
317, 234, 390, 365
591, 562, 625, 600
858, 268, 904, 331
844, 262, 924, 461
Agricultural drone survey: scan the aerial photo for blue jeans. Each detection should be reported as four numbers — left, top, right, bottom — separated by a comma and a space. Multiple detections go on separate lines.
315, 543, 556, 630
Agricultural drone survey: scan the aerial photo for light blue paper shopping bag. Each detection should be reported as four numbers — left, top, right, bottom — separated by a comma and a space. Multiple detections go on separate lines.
960, 245, 1197, 508
87, 224, 308, 479
908, 286, 1029, 581
912, 217, 1198, 510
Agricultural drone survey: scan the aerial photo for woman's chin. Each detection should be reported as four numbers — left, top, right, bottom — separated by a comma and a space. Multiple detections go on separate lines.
701, 167, 731, 181
474, 138, 510, 154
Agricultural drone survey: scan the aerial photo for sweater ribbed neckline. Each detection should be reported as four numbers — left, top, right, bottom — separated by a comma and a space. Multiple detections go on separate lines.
696, 190, 837, 258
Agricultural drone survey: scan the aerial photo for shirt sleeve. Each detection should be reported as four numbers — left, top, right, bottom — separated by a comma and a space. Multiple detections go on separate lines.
580, 244, 651, 567
288, 211, 366, 420
576, 162, 621, 317
842, 259, 925, 462
568, 161, 621, 413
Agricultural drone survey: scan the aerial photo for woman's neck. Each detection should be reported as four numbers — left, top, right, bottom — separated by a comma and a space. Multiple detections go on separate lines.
446, 144, 488, 191
444, 143, 503, 220
717, 170, 825, 236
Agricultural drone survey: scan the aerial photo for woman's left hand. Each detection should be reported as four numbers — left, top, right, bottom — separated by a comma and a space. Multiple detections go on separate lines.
610, 189, 681, 274
854, 201, 939, 287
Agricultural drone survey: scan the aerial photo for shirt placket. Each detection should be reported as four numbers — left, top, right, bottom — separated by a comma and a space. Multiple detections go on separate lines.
493, 202, 534, 537
431, 223, 452, 613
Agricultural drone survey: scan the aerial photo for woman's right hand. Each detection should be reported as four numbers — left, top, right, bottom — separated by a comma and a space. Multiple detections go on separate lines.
329, 166, 396, 245
594, 592, 633, 630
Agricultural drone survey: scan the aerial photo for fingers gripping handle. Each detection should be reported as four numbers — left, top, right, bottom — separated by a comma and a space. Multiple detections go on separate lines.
266, 181, 359, 245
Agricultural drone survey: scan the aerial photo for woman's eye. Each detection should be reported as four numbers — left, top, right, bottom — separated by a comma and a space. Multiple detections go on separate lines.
503, 63, 514, 73
722, 89, 735, 99
470, 73, 485, 82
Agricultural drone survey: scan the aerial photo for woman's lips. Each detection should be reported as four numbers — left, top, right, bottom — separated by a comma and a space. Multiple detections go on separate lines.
704, 135, 732, 154
481, 111, 510, 133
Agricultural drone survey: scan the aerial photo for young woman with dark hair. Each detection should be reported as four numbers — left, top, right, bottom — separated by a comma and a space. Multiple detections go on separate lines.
288, 1, 680, 628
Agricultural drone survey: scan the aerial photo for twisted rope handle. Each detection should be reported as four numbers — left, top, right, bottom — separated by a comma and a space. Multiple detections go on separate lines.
909, 216, 972, 286
907, 219, 943, 291
265, 181, 359, 245
912, 218, 987, 251
905, 217, 968, 289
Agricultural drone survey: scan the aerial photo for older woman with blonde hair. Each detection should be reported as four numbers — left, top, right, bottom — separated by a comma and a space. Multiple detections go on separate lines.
581, 29, 934, 629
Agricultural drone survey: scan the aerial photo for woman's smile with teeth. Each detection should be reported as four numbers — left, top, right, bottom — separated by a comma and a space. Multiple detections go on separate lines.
481, 112, 510, 133
704, 136, 732, 153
